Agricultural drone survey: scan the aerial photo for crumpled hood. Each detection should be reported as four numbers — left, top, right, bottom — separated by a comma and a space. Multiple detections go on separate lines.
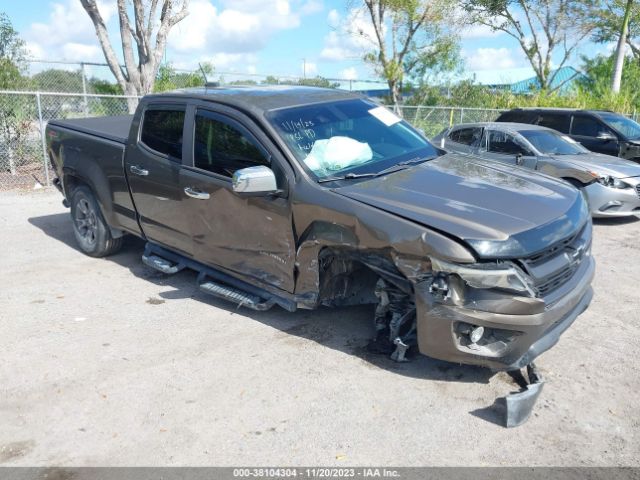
549, 152, 640, 178
334, 153, 588, 258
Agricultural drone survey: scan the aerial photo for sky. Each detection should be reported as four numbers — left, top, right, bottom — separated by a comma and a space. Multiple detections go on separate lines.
3, 0, 614, 85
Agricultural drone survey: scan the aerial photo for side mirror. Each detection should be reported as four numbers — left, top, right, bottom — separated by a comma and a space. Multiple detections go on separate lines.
232, 165, 278, 195
596, 132, 616, 142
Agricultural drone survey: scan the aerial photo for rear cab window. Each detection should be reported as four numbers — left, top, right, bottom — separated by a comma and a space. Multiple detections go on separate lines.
140, 106, 186, 160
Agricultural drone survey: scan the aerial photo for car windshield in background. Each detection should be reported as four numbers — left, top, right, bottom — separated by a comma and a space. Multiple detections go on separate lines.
520, 130, 588, 155
266, 99, 438, 180
598, 112, 640, 140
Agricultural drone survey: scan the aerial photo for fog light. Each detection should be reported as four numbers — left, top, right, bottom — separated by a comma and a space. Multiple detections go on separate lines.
470, 326, 485, 343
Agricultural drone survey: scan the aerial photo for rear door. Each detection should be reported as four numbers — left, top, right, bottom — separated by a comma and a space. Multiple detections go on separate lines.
570, 114, 620, 156
479, 129, 538, 169
180, 103, 296, 292
535, 112, 571, 134
125, 102, 193, 256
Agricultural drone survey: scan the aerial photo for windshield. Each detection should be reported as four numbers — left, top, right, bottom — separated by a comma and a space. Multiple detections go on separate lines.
520, 130, 588, 155
266, 99, 439, 180
598, 112, 640, 140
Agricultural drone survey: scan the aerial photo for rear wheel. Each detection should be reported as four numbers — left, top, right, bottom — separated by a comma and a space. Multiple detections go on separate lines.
70, 186, 122, 257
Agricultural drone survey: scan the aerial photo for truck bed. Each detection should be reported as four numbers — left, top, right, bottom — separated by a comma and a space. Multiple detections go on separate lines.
48, 115, 133, 144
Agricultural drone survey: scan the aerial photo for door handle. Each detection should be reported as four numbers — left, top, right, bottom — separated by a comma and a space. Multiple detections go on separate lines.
130, 165, 149, 176
184, 187, 210, 200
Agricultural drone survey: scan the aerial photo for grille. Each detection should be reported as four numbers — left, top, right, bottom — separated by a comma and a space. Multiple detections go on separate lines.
520, 224, 590, 298
636, 184, 640, 199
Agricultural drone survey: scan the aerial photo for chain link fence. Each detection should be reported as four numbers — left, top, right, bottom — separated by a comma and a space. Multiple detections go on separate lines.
0, 89, 638, 190
397, 106, 502, 137
0, 91, 138, 190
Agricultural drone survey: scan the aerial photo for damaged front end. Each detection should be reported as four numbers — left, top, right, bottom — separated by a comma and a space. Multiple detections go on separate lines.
363, 222, 594, 427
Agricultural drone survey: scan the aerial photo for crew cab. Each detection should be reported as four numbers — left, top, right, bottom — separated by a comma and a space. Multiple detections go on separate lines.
47, 86, 595, 426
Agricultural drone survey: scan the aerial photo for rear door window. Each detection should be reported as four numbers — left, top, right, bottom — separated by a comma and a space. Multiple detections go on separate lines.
486, 130, 531, 155
448, 127, 482, 146
536, 113, 570, 133
140, 107, 185, 159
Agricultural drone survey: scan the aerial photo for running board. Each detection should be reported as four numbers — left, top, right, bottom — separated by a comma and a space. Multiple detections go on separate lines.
142, 252, 185, 275
141, 242, 297, 312
198, 274, 276, 311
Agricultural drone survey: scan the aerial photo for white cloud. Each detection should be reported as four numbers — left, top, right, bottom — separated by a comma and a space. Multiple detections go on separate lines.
320, 8, 377, 62
169, 0, 310, 57
26, 0, 115, 60
464, 47, 525, 71
339, 67, 358, 80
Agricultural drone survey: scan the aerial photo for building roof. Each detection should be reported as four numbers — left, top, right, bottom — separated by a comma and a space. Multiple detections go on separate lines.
503, 66, 585, 94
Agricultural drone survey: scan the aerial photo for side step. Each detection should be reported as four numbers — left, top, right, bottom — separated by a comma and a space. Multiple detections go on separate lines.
198, 274, 276, 311
142, 253, 185, 275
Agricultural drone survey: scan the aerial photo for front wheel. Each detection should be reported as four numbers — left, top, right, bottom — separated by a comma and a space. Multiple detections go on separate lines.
70, 186, 122, 257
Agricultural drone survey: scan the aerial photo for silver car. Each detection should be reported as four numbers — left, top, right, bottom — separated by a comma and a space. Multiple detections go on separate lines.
433, 122, 640, 217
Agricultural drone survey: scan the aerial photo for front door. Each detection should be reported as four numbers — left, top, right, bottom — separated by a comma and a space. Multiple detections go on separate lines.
570, 115, 620, 156
180, 106, 296, 292
125, 103, 193, 256
479, 129, 538, 169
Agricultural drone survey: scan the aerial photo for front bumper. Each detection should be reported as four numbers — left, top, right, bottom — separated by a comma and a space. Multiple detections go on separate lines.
583, 181, 640, 217
414, 255, 595, 370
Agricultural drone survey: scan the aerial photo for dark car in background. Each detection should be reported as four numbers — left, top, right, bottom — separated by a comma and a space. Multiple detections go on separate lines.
495, 108, 640, 162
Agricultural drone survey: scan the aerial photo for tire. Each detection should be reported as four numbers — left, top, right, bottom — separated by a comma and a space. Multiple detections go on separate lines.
70, 185, 122, 257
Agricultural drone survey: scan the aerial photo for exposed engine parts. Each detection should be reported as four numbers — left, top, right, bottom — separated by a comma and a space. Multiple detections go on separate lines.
370, 278, 417, 362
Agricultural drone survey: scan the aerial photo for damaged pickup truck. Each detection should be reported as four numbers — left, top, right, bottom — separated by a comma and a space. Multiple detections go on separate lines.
46, 86, 595, 426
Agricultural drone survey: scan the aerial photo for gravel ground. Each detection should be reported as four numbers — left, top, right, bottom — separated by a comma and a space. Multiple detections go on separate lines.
0, 188, 639, 466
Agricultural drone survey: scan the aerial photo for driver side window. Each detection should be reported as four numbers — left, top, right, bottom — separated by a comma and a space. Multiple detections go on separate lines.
193, 112, 270, 178
486, 130, 530, 155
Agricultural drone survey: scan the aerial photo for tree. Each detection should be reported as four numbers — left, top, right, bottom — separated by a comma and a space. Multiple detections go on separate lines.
611, 0, 634, 92
79, 0, 189, 106
354, 0, 460, 111
462, 0, 597, 91
0, 12, 26, 67
0, 13, 32, 175
592, 0, 640, 63
32, 69, 84, 93
578, 54, 640, 111
296, 76, 340, 88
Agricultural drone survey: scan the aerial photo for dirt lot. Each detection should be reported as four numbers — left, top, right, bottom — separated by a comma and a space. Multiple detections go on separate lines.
0, 188, 639, 466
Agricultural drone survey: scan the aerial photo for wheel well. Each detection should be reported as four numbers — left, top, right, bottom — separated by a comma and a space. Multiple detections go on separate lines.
62, 173, 90, 198
62, 174, 124, 239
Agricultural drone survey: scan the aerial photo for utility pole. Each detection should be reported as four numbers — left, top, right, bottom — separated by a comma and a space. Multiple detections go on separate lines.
302, 58, 306, 79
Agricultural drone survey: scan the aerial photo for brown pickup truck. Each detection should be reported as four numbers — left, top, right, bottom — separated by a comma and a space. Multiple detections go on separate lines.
46, 86, 595, 426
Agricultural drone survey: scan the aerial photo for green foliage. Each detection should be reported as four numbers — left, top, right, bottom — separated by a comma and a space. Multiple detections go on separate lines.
296, 76, 340, 88
0, 12, 26, 67
89, 78, 123, 95
153, 63, 207, 92
32, 69, 84, 93
263, 75, 281, 85
591, 0, 640, 60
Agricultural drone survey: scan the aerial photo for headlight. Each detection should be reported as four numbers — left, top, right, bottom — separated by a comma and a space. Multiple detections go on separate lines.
430, 257, 535, 297
596, 175, 631, 189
